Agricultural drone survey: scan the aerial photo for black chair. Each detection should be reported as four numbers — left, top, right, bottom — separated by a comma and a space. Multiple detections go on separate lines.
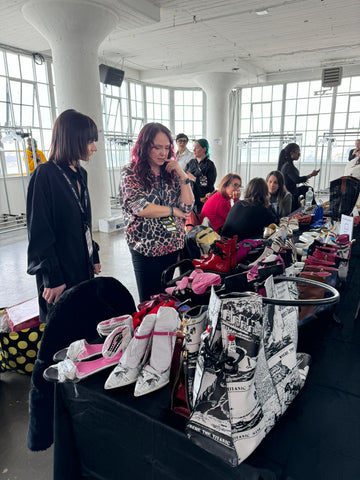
28, 276, 136, 451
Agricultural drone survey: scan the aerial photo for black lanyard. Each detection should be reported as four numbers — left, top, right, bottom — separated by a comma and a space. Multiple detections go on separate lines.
157, 173, 166, 206
54, 163, 89, 225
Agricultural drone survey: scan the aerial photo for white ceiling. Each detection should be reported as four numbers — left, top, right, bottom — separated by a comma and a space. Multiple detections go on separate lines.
0, 0, 359, 87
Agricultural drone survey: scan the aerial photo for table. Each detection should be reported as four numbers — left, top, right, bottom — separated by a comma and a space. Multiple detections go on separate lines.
54, 227, 360, 480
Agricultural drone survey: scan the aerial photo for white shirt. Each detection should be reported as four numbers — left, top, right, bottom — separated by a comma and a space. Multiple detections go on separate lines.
176, 148, 193, 170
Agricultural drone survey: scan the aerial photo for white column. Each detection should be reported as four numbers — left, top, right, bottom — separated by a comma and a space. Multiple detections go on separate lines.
196, 73, 238, 182
22, 0, 120, 228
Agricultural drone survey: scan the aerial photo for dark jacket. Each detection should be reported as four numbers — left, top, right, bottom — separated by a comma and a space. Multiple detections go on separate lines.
221, 200, 277, 241
280, 162, 308, 196
185, 156, 217, 214
27, 161, 99, 322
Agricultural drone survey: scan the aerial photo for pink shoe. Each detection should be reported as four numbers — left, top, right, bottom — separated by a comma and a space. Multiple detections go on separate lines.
44, 350, 124, 383
191, 271, 221, 294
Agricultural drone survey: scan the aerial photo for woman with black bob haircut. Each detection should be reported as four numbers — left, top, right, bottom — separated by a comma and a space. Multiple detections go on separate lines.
222, 177, 277, 240
266, 170, 292, 219
27, 109, 101, 322
120, 122, 194, 302
278, 143, 319, 211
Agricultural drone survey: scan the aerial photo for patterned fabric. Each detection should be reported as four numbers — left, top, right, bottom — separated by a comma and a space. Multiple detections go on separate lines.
120, 163, 193, 257
0, 321, 46, 374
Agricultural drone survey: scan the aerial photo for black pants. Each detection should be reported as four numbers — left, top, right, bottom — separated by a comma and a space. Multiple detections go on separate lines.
130, 248, 180, 302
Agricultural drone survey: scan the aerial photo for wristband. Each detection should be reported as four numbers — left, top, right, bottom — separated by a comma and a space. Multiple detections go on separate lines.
180, 178, 191, 185
169, 206, 173, 217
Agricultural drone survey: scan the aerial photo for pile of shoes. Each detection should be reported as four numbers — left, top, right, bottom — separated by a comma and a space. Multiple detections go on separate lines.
105, 305, 180, 396
191, 236, 238, 273
44, 302, 186, 398
44, 314, 134, 383
165, 269, 221, 297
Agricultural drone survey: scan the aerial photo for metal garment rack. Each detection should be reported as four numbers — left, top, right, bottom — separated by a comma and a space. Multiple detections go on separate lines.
237, 133, 303, 185
104, 133, 135, 206
0, 126, 33, 233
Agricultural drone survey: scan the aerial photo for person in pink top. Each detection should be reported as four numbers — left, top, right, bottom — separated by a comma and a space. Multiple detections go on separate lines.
200, 173, 242, 233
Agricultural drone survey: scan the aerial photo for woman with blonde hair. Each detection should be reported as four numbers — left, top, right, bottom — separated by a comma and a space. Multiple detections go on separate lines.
199, 173, 241, 233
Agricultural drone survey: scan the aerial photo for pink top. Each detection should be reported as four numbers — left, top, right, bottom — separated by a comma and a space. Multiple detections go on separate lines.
200, 191, 238, 233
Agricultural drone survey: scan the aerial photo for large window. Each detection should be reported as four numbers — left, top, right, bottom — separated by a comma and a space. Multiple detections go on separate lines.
174, 89, 204, 139
0, 48, 54, 176
238, 77, 360, 165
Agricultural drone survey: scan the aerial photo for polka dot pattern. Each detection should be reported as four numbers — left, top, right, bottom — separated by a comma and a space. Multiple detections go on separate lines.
0, 319, 44, 375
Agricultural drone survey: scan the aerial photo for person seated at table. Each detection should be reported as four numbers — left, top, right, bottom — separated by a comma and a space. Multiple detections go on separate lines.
199, 173, 241, 233
348, 139, 360, 161
266, 170, 292, 219
221, 177, 277, 240
277, 143, 319, 211
185, 138, 217, 216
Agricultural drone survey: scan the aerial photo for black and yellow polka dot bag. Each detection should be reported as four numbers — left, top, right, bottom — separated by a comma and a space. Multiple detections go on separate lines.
0, 312, 45, 375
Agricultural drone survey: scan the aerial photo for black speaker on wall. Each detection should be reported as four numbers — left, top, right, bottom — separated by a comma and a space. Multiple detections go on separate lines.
99, 64, 124, 87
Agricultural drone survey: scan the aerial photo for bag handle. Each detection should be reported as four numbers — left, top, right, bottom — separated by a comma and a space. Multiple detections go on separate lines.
220, 275, 339, 307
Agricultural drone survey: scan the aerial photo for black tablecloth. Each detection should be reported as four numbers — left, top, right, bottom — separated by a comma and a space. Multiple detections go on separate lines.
54, 227, 360, 480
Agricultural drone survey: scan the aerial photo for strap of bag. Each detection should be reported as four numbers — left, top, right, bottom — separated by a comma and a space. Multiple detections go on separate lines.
221, 275, 339, 307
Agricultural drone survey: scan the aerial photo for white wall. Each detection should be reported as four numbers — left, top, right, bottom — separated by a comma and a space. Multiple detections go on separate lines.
0, 176, 28, 214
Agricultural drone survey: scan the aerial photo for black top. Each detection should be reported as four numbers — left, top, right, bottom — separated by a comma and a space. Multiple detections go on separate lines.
27, 161, 99, 321
221, 200, 277, 240
280, 162, 307, 195
185, 156, 217, 214
349, 148, 359, 161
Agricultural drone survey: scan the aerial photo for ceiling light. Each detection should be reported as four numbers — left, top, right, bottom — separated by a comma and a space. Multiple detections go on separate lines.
255, 9, 269, 15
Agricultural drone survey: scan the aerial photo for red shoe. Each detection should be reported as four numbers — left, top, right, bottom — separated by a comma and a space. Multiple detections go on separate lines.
192, 238, 233, 273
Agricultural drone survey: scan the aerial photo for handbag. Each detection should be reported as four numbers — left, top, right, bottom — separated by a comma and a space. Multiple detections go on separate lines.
329, 176, 360, 221
186, 277, 339, 466
170, 305, 208, 418
185, 210, 200, 232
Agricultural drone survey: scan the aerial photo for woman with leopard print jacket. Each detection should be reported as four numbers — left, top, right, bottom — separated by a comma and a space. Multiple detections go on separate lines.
120, 122, 194, 302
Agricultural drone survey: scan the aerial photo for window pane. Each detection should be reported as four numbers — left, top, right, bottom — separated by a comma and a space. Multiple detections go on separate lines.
241, 103, 251, 118
286, 83, 297, 99
6, 53, 20, 78
22, 83, 34, 105
35, 62, 47, 83
20, 55, 34, 81
0, 52, 5, 75
333, 113, 347, 130
272, 85, 283, 101
193, 91, 203, 105
174, 90, 183, 104
0, 77, 7, 101
9, 80, 21, 103
38, 83, 50, 106
349, 95, 360, 112
184, 91, 192, 104
348, 113, 360, 129
40, 107, 52, 128
350, 76, 360, 92
22, 105, 33, 125
242, 88, 251, 103
154, 88, 161, 103
146, 87, 153, 102
252, 87, 262, 102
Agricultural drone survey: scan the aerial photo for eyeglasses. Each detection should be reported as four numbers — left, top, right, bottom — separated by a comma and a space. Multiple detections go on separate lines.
177, 139, 187, 143
231, 183, 241, 189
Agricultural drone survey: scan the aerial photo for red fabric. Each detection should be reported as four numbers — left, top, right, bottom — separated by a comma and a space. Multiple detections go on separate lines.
200, 191, 236, 233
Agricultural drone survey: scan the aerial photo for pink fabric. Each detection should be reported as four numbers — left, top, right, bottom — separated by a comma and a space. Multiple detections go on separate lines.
200, 191, 233, 233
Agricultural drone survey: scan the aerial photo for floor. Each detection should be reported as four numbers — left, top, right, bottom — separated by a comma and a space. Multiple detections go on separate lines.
0, 228, 139, 480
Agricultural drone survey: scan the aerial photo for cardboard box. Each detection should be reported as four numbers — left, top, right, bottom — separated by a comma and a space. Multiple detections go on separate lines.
99, 215, 124, 233
5, 297, 40, 332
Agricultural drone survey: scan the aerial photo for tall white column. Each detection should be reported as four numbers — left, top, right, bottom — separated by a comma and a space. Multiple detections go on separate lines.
196, 73, 238, 182
22, 0, 120, 227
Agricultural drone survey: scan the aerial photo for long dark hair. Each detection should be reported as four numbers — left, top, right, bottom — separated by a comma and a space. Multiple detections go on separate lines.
277, 143, 299, 171
131, 122, 175, 191
49, 109, 98, 167
266, 170, 287, 201
244, 177, 269, 207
